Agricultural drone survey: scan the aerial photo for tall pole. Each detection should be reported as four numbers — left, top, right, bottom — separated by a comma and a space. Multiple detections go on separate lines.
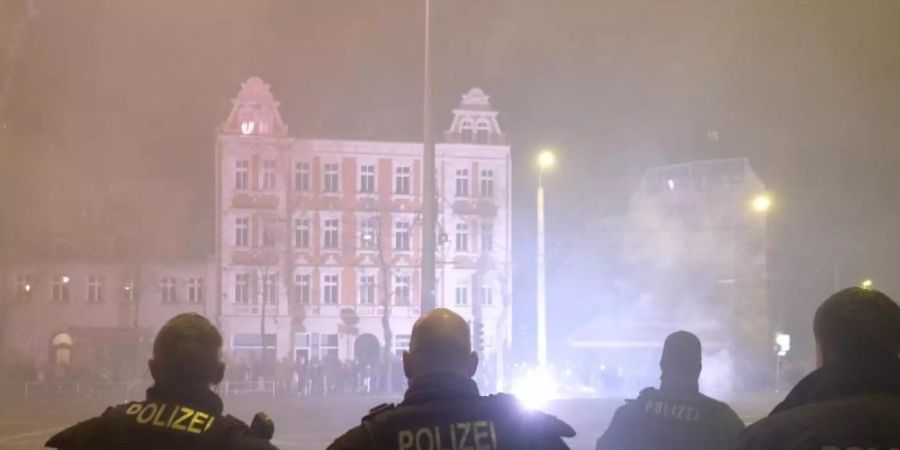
421, 0, 437, 314
536, 173, 547, 367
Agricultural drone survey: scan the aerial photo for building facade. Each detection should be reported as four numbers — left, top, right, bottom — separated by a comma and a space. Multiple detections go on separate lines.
0, 78, 513, 378
215, 78, 512, 369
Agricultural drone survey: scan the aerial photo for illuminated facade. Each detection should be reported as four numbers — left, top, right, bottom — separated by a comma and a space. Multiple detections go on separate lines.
214, 78, 512, 366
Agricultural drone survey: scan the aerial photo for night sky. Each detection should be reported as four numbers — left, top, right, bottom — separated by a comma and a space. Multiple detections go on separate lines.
1, 0, 899, 362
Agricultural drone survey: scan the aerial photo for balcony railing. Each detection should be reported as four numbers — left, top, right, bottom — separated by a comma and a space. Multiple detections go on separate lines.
231, 193, 279, 209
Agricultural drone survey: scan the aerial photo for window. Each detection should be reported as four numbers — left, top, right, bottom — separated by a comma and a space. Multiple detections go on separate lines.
394, 275, 411, 306
262, 272, 278, 305
394, 165, 411, 195
394, 334, 411, 356
323, 219, 340, 249
323, 163, 340, 193
359, 164, 375, 194
188, 278, 204, 304
52, 276, 70, 303
476, 121, 491, 144
261, 219, 276, 248
481, 223, 493, 252
261, 160, 276, 190
295, 333, 339, 360
88, 276, 104, 303
235, 160, 249, 189
455, 169, 469, 197
15, 275, 32, 299
323, 274, 339, 305
455, 223, 469, 252
294, 218, 310, 248
294, 273, 311, 304
394, 220, 411, 251
481, 285, 493, 306
234, 273, 250, 304
358, 274, 376, 305
460, 119, 474, 142
359, 218, 378, 250
480, 169, 494, 197
455, 282, 469, 306
235, 217, 249, 247
294, 162, 310, 192
161, 277, 176, 304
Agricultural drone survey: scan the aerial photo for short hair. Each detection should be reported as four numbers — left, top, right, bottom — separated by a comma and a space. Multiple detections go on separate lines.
153, 313, 222, 384
814, 288, 900, 361
660, 331, 702, 378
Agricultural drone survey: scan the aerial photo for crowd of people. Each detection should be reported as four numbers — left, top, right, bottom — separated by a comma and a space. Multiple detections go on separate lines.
41, 286, 900, 449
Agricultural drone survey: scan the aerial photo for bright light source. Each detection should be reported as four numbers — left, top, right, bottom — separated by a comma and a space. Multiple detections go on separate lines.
240, 120, 255, 135
512, 367, 558, 410
667, 179, 675, 190
537, 150, 556, 170
775, 333, 791, 356
751, 194, 772, 213
124, 285, 132, 291
61, 276, 70, 284
861, 279, 873, 290
24, 284, 31, 292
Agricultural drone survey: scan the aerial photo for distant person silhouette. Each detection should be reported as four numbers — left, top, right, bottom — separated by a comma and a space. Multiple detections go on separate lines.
596, 331, 744, 450
328, 308, 575, 450
46, 313, 276, 450
737, 287, 900, 450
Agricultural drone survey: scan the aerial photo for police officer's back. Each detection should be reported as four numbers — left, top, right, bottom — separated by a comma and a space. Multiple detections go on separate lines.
737, 287, 900, 450
45, 313, 277, 450
328, 308, 575, 450
596, 331, 744, 450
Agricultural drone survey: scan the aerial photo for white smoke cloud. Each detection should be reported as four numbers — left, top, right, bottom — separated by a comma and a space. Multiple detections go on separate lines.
0, 0, 39, 112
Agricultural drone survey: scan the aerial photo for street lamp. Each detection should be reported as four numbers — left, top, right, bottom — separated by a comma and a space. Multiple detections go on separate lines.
752, 193, 772, 213
536, 149, 555, 368
861, 279, 873, 290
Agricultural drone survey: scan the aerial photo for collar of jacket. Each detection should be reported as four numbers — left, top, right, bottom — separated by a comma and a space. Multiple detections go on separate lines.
402, 373, 480, 405
769, 357, 900, 416
146, 382, 225, 416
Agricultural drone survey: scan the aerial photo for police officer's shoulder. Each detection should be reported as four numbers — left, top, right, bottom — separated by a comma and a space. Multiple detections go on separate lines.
217, 414, 280, 450
326, 403, 396, 450
364, 402, 396, 420
45, 406, 119, 449
736, 407, 812, 450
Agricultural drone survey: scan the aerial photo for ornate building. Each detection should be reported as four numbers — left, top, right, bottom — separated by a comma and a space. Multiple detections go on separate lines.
214, 78, 512, 367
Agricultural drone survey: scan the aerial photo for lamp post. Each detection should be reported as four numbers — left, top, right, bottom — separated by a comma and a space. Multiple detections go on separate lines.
536, 150, 555, 367
420, 0, 437, 314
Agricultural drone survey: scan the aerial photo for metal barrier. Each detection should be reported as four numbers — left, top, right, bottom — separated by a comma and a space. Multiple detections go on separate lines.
223, 380, 277, 397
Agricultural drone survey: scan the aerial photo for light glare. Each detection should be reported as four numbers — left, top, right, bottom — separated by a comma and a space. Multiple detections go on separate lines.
537, 150, 556, 170
751, 194, 772, 213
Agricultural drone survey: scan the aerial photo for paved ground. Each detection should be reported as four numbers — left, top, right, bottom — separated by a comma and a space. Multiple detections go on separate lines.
0, 394, 778, 449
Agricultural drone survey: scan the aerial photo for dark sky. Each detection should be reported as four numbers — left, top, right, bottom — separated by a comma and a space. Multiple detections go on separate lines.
1, 0, 899, 361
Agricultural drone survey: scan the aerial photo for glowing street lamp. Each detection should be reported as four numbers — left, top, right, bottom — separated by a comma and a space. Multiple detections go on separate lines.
61, 276, 70, 284
752, 193, 772, 213
861, 279, 873, 290
536, 149, 556, 368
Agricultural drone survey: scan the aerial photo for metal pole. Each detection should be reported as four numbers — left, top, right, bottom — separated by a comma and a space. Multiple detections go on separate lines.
420, 0, 437, 314
536, 173, 547, 367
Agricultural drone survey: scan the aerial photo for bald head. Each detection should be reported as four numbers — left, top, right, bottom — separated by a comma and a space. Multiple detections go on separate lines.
404, 309, 478, 381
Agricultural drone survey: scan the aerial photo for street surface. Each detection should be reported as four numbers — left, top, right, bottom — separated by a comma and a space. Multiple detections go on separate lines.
0, 394, 778, 449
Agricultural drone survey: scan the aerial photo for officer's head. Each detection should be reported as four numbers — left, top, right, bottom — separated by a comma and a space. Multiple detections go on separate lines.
403, 308, 477, 381
149, 313, 225, 388
814, 287, 900, 367
660, 331, 702, 381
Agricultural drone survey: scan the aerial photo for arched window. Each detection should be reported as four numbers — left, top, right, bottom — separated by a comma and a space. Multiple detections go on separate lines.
51, 333, 73, 365
459, 118, 475, 142
476, 120, 492, 144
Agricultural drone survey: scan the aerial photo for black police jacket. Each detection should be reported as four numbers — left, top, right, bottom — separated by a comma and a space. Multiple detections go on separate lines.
45, 383, 277, 450
736, 358, 900, 450
595, 383, 745, 450
327, 373, 575, 450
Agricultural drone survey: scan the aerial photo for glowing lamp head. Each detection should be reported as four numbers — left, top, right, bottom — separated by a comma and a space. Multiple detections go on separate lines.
537, 150, 556, 170
61, 276, 70, 284
752, 194, 772, 213
24, 284, 31, 293
861, 279, 873, 290
512, 367, 558, 410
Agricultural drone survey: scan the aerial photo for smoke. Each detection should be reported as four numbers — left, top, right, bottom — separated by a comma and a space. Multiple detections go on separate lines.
0, 0, 38, 112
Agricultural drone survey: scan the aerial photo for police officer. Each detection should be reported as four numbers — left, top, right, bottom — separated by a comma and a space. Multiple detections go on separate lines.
736, 287, 900, 450
45, 313, 277, 450
328, 308, 575, 450
596, 331, 744, 450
